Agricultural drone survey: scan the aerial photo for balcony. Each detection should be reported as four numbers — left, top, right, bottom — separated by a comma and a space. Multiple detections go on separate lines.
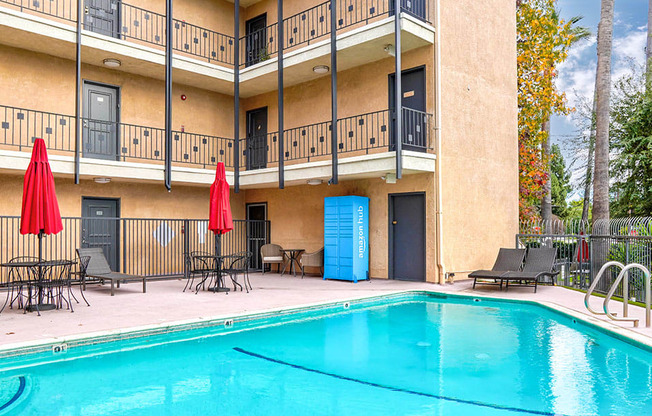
0, 103, 434, 187
0, 0, 434, 95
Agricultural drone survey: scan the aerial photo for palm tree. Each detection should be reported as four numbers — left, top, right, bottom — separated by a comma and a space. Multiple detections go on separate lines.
541, 13, 591, 225
592, 0, 615, 222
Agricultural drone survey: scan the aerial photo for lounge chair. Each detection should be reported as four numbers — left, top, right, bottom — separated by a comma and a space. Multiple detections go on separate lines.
502, 248, 559, 293
300, 248, 324, 278
76, 248, 146, 296
260, 244, 285, 274
469, 248, 526, 289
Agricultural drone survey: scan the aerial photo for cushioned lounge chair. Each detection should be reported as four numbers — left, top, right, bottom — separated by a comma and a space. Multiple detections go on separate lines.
76, 248, 146, 296
469, 248, 526, 290
502, 248, 559, 293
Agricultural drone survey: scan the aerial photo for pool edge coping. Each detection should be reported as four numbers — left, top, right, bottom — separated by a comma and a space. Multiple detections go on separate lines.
1, 289, 651, 357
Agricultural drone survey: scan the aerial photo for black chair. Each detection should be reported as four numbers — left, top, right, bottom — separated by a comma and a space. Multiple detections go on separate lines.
502, 248, 559, 293
186, 251, 219, 294
0, 256, 39, 314
74, 255, 91, 307
469, 248, 526, 290
223, 252, 252, 293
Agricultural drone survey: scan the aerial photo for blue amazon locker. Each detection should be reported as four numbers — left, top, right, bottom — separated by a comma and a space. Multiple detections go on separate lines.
324, 196, 369, 282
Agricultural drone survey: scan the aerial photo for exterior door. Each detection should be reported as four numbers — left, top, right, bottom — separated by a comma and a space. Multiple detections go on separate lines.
246, 108, 268, 170
246, 203, 267, 271
389, 66, 427, 151
83, 82, 119, 160
84, 0, 121, 38
81, 197, 120, 272
389, 193, 425, 281
245, 14, 267, 67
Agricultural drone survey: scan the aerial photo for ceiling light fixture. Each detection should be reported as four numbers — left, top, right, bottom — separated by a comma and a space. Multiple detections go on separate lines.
307, 179, 323, 186
312, 65, 330, 74
94, 177, 111, 184
103, 58, 122, 68
383, 44, 395, 57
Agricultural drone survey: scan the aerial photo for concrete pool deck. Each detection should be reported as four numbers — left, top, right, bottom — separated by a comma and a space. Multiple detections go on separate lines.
1, 274, 651, 349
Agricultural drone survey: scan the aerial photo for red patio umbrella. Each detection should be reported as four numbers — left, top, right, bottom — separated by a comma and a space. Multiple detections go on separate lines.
208, 162, 233, 236
20, 138, 63, 260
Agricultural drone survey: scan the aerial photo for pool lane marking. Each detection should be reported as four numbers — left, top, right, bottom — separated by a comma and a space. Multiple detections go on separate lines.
0, 376, 26, 412
233, 348, 568, 416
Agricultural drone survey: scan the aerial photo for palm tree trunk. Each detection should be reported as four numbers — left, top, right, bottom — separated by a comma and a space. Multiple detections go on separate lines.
582, 78, 599, 223
541, 118, 552, 224
593, 0, 615, 222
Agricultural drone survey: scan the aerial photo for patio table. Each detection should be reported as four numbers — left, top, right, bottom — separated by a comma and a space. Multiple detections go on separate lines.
192, 254, 240, 293
0, 259, 75, 315
281, 249, 305, 277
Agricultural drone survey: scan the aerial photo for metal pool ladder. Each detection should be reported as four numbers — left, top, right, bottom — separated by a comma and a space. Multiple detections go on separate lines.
584, 261, 651, 328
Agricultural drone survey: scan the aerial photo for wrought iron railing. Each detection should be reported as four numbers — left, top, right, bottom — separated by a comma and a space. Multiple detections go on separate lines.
238, 108, 433, 170
0, 104, 234, 168
0, 0, 235, 65
240, 0, 431, 68
0, 216, 271, 282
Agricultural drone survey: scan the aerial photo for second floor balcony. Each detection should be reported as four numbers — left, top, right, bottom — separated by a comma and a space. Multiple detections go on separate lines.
0, 103, 435, 187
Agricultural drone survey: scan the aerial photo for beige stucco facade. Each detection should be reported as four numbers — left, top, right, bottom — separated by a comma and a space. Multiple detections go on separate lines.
0, 0, 517, 283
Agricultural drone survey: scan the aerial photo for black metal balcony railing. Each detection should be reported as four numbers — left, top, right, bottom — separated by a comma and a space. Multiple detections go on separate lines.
2, 0, 430, 69
239, 107, 433, 170
0, 104, 234, 168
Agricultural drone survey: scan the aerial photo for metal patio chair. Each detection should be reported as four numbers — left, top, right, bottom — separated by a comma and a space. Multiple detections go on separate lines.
223, 251, 253, 293
469, 248, 526, 290
502, 248, 559, 293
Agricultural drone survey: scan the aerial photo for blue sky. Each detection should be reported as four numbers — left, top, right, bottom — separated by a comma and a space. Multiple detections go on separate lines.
551, 0, 649, 195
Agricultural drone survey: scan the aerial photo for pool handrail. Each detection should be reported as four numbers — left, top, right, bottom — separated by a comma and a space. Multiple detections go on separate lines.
603, 263, 651, 328
585, 261, 624, 316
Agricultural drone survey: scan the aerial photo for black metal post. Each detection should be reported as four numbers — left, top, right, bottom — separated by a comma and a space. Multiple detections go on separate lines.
277, 0, 284, 189
74, 0, 82, 185
164, 0, 173, 191
330, 0, 338, 184
394, 1, 402, 179
234, 0, 240, 193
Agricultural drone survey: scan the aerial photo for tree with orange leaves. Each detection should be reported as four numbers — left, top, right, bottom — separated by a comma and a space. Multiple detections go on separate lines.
517, 0, 576, 221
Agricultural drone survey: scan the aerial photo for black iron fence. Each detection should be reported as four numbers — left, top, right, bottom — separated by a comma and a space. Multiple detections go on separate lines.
0, 0, 76, 22
239, 108, 433, 170
517, 217, 652, 304
0, 216, 270, 284
0, 104, 235, 168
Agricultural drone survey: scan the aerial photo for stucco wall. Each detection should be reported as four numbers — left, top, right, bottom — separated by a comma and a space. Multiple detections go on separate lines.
243, 173, 436, 281
438, 0, 518, 276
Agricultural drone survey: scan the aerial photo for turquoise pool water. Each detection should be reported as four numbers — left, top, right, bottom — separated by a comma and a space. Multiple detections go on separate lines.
1, 293, 652, 415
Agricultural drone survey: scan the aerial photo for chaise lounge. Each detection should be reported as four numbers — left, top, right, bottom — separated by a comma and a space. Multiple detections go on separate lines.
469, 248, 526, 290
502, 247, 559, 293
77, 248, 147, 296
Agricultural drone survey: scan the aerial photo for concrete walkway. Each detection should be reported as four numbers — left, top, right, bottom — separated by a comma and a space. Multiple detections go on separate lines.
1, 274, 651, 348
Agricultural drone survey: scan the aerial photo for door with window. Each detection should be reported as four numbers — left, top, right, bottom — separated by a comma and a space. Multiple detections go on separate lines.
84, 0, 121, 38
245, 14, 267, 67
389, 66, 427, 151
246, 203, 267, 270
246, 108, 268, 170
81, 197, 120, 272
83, 82, 119, 160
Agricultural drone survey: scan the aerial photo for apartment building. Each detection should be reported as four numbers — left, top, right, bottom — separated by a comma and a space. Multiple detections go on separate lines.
0, 0, 517, 283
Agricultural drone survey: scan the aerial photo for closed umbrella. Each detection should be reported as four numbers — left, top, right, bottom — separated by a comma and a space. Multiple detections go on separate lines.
20, 138, 63, 260
20, 138, 63, 312
208, 162, 232, 292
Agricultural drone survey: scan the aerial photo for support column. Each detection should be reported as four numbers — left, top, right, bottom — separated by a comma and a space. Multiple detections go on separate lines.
394, 2, 402, 179
277, 0, 284, 189
164, 0, 173, 191
74, 0, 82, 184
330, 0, 338, 184
234, 0, 240, 192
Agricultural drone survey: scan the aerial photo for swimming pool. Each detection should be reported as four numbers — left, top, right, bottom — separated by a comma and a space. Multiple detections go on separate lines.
1, 292, 651, 415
